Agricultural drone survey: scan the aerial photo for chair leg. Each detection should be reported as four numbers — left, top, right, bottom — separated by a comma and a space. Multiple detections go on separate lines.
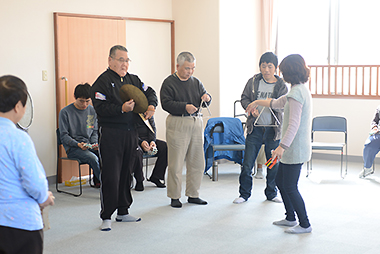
345, 147, 348, 177
56, 161, 83, 197
145, 157, 148, 180
212, 160, 218, 181
89, 167, 94, 187
307, 157, 313, 177
56, 160, 60, 193
341, 149, 347, 179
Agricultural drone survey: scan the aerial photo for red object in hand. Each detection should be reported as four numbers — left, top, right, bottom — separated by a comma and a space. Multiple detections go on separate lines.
265, 157, 278, 169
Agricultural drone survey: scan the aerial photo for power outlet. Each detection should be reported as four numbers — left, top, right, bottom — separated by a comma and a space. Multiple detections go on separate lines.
42, 70, 48, 81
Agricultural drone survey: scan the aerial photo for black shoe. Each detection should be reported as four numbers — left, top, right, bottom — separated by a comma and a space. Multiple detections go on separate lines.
171, 199, 182, 208
135, 182, 144, 191
91, 175, 101, 188
93, 175, 100, 184
148, 177, 166, 188
188, 197, 208, 205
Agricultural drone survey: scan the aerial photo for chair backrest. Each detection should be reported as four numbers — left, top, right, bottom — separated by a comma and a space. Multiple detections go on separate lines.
56, 128, 62, 146
211, 123, 224, 134
233, 100, 247, 119
205, 117, 245, 146
312, 116, 347, 133
233, 100, 247, 131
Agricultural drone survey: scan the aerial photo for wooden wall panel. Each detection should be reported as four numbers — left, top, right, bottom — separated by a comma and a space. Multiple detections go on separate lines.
55, 13, 126, 182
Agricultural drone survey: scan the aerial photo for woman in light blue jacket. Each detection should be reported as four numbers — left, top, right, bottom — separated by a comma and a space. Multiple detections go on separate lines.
0, 75, 55, 253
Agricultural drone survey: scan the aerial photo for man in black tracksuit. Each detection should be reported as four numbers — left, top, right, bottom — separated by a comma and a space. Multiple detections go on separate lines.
91, 45, 157, 231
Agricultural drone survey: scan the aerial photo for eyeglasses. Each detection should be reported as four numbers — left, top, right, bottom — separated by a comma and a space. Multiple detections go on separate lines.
111, 56, 131, 64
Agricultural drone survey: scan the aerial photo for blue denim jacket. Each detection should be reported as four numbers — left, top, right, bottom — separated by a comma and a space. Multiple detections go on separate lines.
204, 117, 245, 172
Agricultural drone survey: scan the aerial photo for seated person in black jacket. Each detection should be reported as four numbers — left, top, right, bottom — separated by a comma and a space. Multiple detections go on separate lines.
133, 114, 167, 191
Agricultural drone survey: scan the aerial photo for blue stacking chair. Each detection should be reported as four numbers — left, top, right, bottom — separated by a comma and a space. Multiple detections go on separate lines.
204, 117, 245, 181
307, 116, 347, 178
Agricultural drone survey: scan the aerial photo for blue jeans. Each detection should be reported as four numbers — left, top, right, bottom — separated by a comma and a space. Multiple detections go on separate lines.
276, 163, 310, 228
363, 134, 380, 169
67, 147, 100, 180
239, 126, 279, 200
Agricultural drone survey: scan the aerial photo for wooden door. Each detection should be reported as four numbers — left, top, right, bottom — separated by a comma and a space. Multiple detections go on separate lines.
54, 13, 126, 182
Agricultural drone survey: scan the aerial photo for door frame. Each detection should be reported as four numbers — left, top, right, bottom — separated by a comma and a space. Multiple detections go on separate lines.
54, 12, 175, 122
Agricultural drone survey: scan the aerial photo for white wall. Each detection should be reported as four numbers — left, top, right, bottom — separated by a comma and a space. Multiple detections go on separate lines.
125, 20, 172, 140
0, 0, 172, 177
219, 0, 262, 117
172, 0, 220, 118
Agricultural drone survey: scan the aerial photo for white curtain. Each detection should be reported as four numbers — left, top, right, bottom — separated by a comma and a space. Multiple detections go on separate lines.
261, 0, 278, 54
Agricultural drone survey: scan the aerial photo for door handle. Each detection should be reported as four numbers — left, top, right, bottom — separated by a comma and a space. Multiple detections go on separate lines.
61, 77, 68, 106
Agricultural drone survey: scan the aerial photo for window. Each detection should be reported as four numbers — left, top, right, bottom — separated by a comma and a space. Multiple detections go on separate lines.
276, 0, 380, 97
276, 0, 330, 65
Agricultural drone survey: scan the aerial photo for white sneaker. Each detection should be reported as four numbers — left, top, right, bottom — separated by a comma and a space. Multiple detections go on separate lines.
273, 219, 298, 227
100, 219, 112, 231
359, 168, 374, 178
233, 197, 247, 204
268, 196, 282, 203
115, 214, 141, 222
254, 168, 264, 179
285, 225, 312, 234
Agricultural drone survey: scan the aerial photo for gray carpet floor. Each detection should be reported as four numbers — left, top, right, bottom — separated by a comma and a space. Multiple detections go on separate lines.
44, 158, 380, 254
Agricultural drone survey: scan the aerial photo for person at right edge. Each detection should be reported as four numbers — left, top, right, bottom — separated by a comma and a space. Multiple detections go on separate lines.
248, 54, 313, 234
234, 52, 288, 204
160, 51, 211, 208
359, 105, 380, 178
91, 45, 158, 231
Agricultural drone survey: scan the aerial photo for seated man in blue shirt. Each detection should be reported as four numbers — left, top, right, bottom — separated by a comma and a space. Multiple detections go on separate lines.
58, 83, 100, 187
0, 75, 55, 254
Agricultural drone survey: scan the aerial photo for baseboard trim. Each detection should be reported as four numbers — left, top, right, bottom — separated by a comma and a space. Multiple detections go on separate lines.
311, 152, 378, 164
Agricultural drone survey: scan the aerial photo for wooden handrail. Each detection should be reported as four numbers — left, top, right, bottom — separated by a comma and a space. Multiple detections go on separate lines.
308, 65, 380, 99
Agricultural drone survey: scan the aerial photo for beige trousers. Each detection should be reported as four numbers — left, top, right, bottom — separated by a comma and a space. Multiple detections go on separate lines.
166, 115, 205, 199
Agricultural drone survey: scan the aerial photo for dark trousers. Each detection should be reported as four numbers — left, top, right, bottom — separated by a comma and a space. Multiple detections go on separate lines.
133, 139, 168, 182
0, 226, 43, 254
276, 162, 311, 228
239, 126, 279, 200
99, 127, 138, 220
